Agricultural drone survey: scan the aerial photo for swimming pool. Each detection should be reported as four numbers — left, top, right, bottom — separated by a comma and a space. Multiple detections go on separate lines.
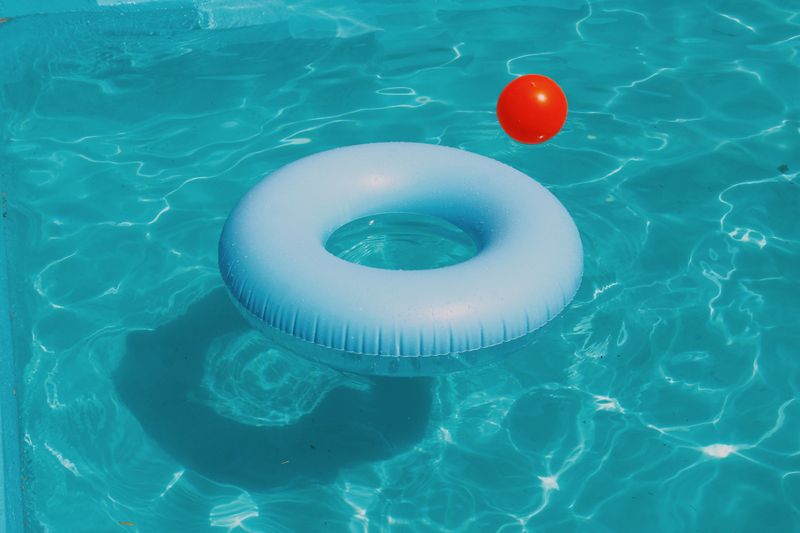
1, 0, 798, 531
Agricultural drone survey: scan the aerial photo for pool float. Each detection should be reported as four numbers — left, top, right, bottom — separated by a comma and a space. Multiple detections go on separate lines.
219, 142, 582, 376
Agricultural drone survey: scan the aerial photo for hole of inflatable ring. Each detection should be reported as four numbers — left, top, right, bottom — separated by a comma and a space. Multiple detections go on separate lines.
325, 212, 480, 270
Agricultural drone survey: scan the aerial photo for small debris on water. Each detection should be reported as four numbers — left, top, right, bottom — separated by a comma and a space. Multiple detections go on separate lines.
778, 163, 789, 174
280, 459, 290, 464
118, 522, 135, 527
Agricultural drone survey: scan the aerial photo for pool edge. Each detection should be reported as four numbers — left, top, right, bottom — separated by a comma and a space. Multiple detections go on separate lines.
0, 188, 23, 531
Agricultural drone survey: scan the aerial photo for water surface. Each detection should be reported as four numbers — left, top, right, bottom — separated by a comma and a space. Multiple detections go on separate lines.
1, 1, 799, 531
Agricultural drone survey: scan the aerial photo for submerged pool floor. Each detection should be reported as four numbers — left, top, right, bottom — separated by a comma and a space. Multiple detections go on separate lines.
1, 0, 799, 531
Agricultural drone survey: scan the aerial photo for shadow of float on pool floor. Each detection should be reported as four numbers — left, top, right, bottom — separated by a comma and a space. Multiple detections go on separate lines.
114, 288, 433, 491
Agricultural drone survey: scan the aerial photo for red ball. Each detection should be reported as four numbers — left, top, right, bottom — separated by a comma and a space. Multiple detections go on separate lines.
496, 74, 568, 144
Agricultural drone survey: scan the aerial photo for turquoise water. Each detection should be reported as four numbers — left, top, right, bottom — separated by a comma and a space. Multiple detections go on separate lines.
1, 0, 799, 531
325, 213, 481, 271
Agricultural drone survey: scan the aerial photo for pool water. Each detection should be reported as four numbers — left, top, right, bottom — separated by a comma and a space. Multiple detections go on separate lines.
325, 213, 482, 271
1, 0, 799, 531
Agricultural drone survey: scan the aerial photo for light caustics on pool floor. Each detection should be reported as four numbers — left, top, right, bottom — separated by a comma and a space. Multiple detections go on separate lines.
325, 212, 481, 271
0, 0, 799, 531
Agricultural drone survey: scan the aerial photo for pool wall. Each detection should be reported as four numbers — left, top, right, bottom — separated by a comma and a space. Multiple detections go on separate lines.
0, 170, 23, 531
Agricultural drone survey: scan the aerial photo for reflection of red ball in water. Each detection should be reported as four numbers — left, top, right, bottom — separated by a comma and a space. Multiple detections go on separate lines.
496, 74, 568, 144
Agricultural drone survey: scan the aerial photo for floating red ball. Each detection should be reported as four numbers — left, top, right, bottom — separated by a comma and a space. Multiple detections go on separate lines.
496, 74, 568, 144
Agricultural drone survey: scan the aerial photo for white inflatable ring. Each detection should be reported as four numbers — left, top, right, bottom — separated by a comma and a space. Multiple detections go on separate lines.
219, 142, 583, 376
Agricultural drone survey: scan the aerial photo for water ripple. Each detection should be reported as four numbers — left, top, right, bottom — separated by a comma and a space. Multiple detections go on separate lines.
1, 0, 799, 531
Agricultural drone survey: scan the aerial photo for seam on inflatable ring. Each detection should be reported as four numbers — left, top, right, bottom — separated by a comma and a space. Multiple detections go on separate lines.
226, 276, 583, 360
